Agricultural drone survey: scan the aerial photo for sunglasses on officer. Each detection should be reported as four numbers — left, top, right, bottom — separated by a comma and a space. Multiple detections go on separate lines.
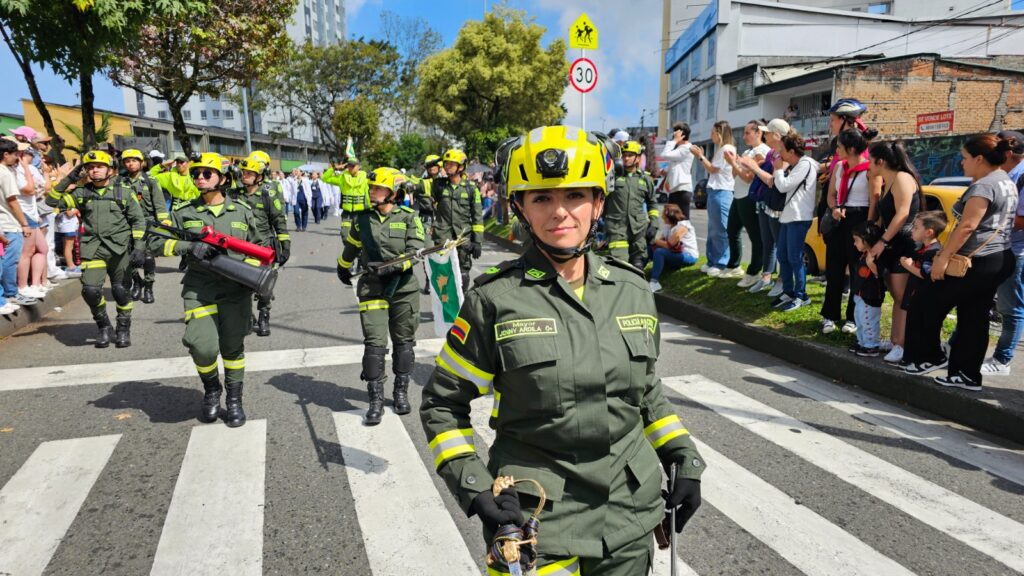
190, 169, 217, 180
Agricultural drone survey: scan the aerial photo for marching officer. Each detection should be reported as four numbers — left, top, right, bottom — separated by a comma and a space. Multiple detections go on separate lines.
149, 153, 264, 427
336, 168, 426, 426
231, 155, 290, 336
606, 141, 660, 268
119, 149, 167, 304
430, 149, 483, 289
407, 153, 442, 230
48, 150, 146, 348
420, 126, 704, 575
322, 155, 369, 239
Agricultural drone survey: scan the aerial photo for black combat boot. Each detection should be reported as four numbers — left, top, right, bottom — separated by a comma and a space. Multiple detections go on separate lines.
392, 374, 411, 415
255, 308, 270, 337
199, 375, 222, 423
141, 282, 155, 304
224, 381, 247, 428
365, 379, 385, 426
94, 314, 112, 349
130, 271, 143, 301
114, 318, 131, 348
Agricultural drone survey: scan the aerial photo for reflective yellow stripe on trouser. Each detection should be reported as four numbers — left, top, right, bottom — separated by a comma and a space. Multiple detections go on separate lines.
487, 557, 581, 575
185, 304, 218, 321
222, 356, 245, 387
359, 299, 389, 312
607, 240, 629, 249
428, 429, 475, 469
644, 415, 689, 449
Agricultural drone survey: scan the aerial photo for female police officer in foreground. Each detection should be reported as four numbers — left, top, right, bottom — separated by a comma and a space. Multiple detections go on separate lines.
420, 126, 704, 575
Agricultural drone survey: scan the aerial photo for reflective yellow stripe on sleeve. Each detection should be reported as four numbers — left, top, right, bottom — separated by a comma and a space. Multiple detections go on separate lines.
163, 239, 178, 257
64, 195, 77, 210
184, 304, 218, 321
644, 415, 689, 449
491, 390, 501, 418
436, 341, 494, 395
358, 299, 389, 312
471, 224, 484, 233
607, 240, 629, 249
345, 235, 362, 248
648, 209, 660, 217
276, 233, 290, 241
428, 429, 475, 469
48, 188, 62, 200
132, 230, 145, 239
243, 258, 260, 266
156, 212, 170, 221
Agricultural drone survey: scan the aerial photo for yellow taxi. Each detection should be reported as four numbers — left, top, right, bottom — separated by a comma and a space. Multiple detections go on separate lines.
803, 184, 966, 275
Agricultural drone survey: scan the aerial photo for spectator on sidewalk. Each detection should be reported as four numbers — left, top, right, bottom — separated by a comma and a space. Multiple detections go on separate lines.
1, 138, 37, 313
725, 120, 772, 289
849, 221, 885, 357
867, 140, 921, 364
770, 130, 818, 312
739, 119, 792, 298
692, 120, 737, 277
919, 134, 1018, 391
899, 211, 948, 374
648, 204, 698, 293
14, 148, 49, 300
661, 122, 695, 218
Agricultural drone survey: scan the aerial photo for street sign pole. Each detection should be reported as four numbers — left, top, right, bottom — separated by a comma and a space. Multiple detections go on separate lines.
569, 13, 598, 132
581, 48, 586, 131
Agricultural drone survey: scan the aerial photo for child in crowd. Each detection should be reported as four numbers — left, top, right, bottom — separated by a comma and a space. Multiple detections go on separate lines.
55, 208, 81, 277
649, 204, 699, 293
898, 211, 949, 374
849, 221, 886, 357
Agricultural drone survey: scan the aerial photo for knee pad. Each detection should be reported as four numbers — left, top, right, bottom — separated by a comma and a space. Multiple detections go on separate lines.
360, 345, 388, 381
111, 282, 131, 306
81, 284, 104, 307
143, 255, 156, 274
393, 341, 416, 375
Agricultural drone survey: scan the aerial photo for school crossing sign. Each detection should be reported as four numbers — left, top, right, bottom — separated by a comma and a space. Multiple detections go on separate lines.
569, 13, 598, 50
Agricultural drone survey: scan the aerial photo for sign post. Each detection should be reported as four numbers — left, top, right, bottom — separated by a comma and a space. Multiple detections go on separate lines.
569, 13, 598, 130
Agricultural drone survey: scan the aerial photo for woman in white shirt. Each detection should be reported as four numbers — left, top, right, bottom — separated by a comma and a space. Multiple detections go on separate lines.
692, 121, 736, 276
648, 204, 699, 293
14, 151, 50, 299
661, 122, 695, 217
726, 121, 772, 288
771, 131, 819, 312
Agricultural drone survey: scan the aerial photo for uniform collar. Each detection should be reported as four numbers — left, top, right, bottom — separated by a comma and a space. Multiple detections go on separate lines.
520, 245, 614, 285
197, 200, 236, 214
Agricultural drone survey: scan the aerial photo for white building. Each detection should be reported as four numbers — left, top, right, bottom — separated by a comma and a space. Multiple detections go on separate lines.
660, 0, 1023, 141
122, 0, 346, 147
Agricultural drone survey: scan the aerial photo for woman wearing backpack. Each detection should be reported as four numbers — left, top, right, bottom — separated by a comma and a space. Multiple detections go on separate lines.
739, 118, 792, 297
769, 131, 818, 312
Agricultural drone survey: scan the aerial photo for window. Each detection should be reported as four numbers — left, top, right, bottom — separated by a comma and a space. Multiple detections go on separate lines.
689, 93, 700, 123
183, 110, 191, 121
157, 110, 167, 120
706, 32, 716, 70
670, 100, 688, 126
199, 94, 206, 102
135, 91, 146, 117
681, 53, 691, 84
1013, 0, 1024, 8
225, 110, 235, 120
867, 2, 891, 13
706, 84, 717, 120
690, 44, 702, 79
728, 76, 757, 110
200, 110, 207, 121
212, 109, 220, 118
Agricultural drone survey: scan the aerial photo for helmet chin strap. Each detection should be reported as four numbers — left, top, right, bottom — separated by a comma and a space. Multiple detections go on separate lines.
511, 196, 602, 263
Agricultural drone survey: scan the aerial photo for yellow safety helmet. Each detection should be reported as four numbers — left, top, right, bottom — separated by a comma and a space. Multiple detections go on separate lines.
121, 149, 145, 162
621, 141, 643, 156
248, 150, 271, 166
367, 167, 401, 192
500, 125, 618, 198
238, 157, 265, 175
442, 149, 467, 165
424, 154, 441, 167
190, 152, 228, 174
81, 150, 114, 167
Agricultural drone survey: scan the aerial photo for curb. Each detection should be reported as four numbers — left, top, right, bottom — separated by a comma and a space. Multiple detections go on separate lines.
0, 278, 81, 340
486, 231, 1024, 444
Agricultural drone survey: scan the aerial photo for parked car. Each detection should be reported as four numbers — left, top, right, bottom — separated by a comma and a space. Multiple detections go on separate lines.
803, 184, 966, 275
929, 176, 973, 187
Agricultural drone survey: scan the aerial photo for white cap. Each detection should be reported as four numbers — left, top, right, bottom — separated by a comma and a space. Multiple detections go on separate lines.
149, 149, 165, 159
613, 130, 630, 143
760, 119, 791, 138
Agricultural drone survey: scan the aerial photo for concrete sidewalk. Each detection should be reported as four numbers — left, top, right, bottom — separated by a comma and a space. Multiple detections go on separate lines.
1, 278, 82, 340
486, 230, 1024, 445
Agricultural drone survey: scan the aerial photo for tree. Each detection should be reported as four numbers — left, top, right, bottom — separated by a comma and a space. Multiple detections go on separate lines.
258, 38, 399, 157
415, 7, 567, 159
59, 111, 114, 154
109, 0, 294, 156
332, 95, 381, 164
378, 10, 442, 136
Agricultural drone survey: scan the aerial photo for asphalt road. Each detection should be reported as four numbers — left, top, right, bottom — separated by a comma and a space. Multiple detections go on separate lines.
1, 218, 1023, 576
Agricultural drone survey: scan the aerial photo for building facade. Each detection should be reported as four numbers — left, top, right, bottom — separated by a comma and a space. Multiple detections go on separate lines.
122, 0, 346, 148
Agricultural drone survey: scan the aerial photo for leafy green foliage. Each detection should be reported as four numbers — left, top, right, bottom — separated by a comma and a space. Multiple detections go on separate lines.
58, 111, 113, 153
415, 7, 567, 159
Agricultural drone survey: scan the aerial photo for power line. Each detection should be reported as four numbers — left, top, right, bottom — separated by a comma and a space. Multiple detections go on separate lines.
951, 24, 1024, 55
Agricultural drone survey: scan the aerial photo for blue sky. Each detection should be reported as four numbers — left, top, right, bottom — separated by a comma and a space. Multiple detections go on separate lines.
1, 0, 662, 133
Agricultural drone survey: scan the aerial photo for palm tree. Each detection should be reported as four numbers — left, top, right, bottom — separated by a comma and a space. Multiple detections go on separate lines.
59, 111, 113, 154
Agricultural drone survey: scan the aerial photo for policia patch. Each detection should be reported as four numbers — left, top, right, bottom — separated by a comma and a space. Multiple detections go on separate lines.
616, 314, 658, 335
494, 318, 558, 341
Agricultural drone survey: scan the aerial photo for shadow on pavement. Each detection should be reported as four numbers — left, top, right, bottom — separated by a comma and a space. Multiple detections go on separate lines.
11, 321, 99, 347
88, 381, 202, 424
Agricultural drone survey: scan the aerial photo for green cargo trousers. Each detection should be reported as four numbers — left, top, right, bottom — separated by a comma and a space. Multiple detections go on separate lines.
182, 284, 252, 386
80, 245, 133, 322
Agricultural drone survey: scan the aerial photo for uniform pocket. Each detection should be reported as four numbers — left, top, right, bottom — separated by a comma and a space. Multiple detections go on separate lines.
620, 331, 657, 406
497, 337, 562, 416
625, 442, 663, 518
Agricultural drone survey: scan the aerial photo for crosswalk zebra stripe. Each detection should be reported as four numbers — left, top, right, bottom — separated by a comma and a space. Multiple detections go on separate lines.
0, 339, 445, 392
0, 434, 121, 576
467, 398, 702, 575
744, 366, 1024, 487
150, 420, 267, 576
667, 374, 1024, 573
333, 409, 480, 575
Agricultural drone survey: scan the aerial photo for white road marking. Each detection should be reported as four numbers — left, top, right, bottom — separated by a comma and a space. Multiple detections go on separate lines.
150, 420, 267, 576
666, 374, 1024, 573
0, 434, 121, 576
745, 365, 1024, 487
0, 339, 445, 392
333, 410, 479, 575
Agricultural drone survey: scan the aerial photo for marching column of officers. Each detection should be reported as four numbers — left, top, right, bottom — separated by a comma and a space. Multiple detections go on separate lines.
50, 134, 699, 575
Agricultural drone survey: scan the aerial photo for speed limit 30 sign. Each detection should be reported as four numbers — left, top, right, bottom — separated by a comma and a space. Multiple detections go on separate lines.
569, 57, 597, 93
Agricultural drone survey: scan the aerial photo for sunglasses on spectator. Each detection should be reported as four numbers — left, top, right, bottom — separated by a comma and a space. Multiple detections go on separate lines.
175, 159, 189, 164
190, 169, 217, 180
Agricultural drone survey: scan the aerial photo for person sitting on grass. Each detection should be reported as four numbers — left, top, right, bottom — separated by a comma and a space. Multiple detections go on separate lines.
649, 204, 699, 293
849, 221, 886, 357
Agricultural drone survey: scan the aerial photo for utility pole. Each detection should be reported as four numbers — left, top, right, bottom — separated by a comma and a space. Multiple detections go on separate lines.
640, 108, 646, 135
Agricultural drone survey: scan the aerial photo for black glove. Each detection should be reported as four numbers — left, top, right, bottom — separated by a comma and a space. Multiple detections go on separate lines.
470, 241, 482, 259
471, 488, 524, 533
645, 220, 659, 243
129, 249, 146, 269
276, 244, 290, 265
69, 164, 85, 181
189, 242, 220, 262
662, 472, 701, 533
337, 264, 352, 285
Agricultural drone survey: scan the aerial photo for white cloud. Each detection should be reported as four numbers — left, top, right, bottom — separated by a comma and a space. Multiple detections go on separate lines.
346, 0, 380, 26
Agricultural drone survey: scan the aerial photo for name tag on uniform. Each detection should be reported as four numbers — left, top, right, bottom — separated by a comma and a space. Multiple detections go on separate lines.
616, 314, 658, 335
183, 220, 204, 229
231, 222, 249, 231
494, 318, 557, 341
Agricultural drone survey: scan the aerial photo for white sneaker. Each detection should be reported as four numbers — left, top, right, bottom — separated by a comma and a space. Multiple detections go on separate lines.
720, 267, 744, 279
980, 358, 1011, 376
767, 282, 784, 298
737, 274, 760, 288
699, 264, 709, 273
707, 267, 723, 277
34, 283, 54, 293
883, 345, 904, 364
841, 321, 857, 334
19, 286, 46, 299
49, 271, 68, 281
649, 280, 663, 293
879, 341, 894, 352
0, 302, 19, 315
822, 319, 836, 334
940, 340, 951, 358
749, 277, 772, 293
